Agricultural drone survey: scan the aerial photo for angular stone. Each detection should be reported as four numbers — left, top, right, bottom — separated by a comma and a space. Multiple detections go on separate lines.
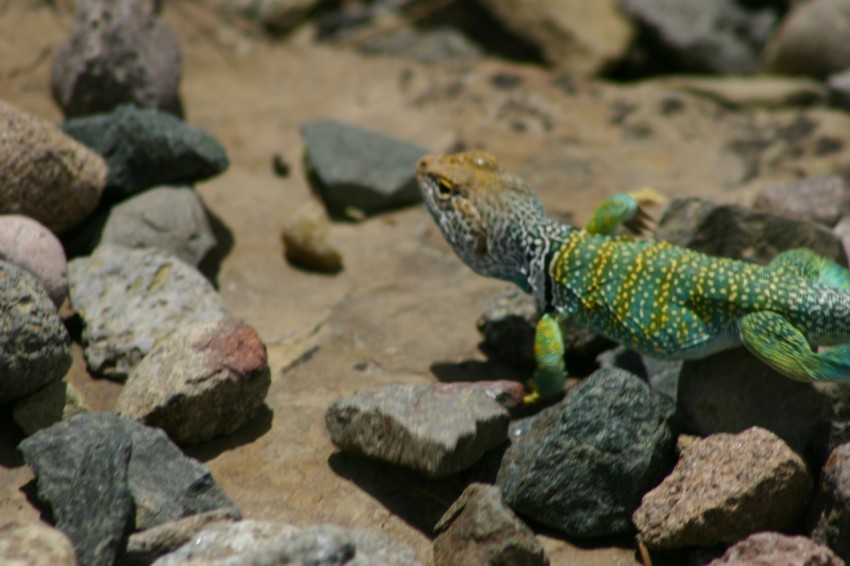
656, 196, 848, 265
97, 186, 217, 267
475, 0, 633, 76
633, 427, 812, 549
117, 318, 271, 444
122, 509, 240, 566
621, 0, 776, 74
0, 521, 77, 566
325, 382, 511, 478
12, 380, 89, 436
764, 0, 850, 79
0, 99, 106, 233
678, 348, 833, 461
708, 532, 843, 566
0, 215, 68, 307
61, 105, 228, 198
152, 521, 421, 565
19, 413, 240, 536
753, 176, 850, 227
433, 483, 548, 566
812, 443, 850, 562
50, 0, 182, 118
301, 119, 427, 217
497, 368, 676, 537
68, 245, 229, 381
0, 261, 72, 404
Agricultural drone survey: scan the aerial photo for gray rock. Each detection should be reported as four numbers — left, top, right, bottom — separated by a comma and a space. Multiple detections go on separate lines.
828, 68, 850, 111
153, 521, 422, 565
0, 521, 77, 566
620, 0, 776, 74
0, 215, 68, 307
68, 244, 229, 381
477, 285, 613, 370
812, 442, 850, 562
117, 318, 271, 444
251, 0, 323, 34
633, 427, 812, 549
753, 176, 850, 227
357, 26, 483, 64
12, 380, 89, 436
678, 348, 833, 462
122, 509, 240, 566
497, 368, 676, 538
0, 261, 72, 404
656, 196, 848, 265
473, 0, 633, 76
433, 483, 548, 566
19, 413, 240, 536
764, 0, 850, 79
19, 414, 134, 566
50, 0, 182, 118
61, 105, 228, 198
833, 215, 850, 262
99, 186, 217, 267
0, 99, 107, 233
708, 532, 843, 566
301, 119, 428, 217
643, 356, 682, 401
325, 382, 511, 478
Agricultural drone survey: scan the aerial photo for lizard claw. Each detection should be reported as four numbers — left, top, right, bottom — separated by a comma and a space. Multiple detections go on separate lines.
624, 187, 667, 235
523, 378, 541, 405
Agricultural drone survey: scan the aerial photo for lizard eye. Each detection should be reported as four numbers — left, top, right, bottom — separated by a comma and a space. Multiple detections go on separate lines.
435, 177, 453, 200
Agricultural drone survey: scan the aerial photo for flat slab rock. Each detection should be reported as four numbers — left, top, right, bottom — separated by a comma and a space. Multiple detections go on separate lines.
117, 318, 271, 444
19, 412, 240, 566
152, 520, 422, 565
633, 427, 812, 549
433, 483, 548, 566
325, 381, 516, 478
69, 244, 229, 380
707, 532, 843, 566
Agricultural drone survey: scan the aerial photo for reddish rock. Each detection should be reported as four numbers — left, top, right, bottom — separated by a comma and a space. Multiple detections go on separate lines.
708, 532, 842, 566
812, 443, 850, 562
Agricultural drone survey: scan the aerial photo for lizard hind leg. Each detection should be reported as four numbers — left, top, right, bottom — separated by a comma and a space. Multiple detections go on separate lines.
738, 311, 850, 383
768, 248, 850, 292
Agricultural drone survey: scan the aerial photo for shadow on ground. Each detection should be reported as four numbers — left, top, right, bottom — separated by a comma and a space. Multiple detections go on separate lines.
182, 404, 274, 462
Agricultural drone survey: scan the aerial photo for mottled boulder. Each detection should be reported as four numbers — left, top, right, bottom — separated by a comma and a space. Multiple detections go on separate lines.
19, 414, 240, 549
620, 0, 776, 74
764, 0, 850, 79
61, 105, 228, 198
69, 245, 229, 381
0, 522, 77, 566
50, 0, 182, 118
0, 261, 72, 404
812, 443, 850, 562
497, 368, 676, 537
656, 196, 847, 265
0, 99, 106, 233
152, 521, 421, 566
708, 532, 843, 566
433, 483, 548, 566
301, 119, 427, 217
326, 382, 512, 477
0, 215, 68, 306
678, 348, 832, 461
98, 186, 217, 267
13, 380, 88, 436
117, 318, 271, 444
474, 0, 633, 76
633, 427, 812, 549
753, 176, 850, 227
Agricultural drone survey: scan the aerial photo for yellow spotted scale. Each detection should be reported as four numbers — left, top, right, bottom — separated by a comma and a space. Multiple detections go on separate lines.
416, 151, 850, 403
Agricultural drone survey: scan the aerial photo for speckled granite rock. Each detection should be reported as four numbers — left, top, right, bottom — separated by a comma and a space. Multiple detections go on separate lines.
633, 427, 812, 549
707, 532, 843, 566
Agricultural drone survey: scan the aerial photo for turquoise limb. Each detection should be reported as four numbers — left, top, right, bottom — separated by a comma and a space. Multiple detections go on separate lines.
526, 313, 568, 403
768, 248, 850, 292
738, 311, 850, 382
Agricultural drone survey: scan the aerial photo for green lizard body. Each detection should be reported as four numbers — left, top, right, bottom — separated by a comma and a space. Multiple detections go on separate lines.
416, 151, 850, 402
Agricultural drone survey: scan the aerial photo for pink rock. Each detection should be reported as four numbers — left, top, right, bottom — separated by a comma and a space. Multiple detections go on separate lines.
0, 215, 68, 307
708, 532, 842, 566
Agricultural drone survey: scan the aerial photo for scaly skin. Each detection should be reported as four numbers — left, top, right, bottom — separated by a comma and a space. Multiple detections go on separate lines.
416, 151, 850, 402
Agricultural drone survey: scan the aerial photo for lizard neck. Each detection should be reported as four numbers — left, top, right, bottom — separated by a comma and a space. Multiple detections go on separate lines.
518, 218, 575, 309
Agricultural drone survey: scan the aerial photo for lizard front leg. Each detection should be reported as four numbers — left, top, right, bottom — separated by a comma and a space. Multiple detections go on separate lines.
526, 313, 568, 404
585, 188, 667, 236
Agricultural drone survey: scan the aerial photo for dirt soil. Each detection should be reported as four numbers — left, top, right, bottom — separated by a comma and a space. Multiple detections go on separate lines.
5, 2, 850, 565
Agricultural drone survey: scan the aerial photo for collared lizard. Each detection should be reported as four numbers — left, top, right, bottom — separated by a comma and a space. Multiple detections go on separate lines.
416, 150, 850, 403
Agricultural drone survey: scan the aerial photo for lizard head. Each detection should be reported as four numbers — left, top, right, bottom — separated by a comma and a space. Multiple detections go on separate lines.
416, 151, 547, 289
